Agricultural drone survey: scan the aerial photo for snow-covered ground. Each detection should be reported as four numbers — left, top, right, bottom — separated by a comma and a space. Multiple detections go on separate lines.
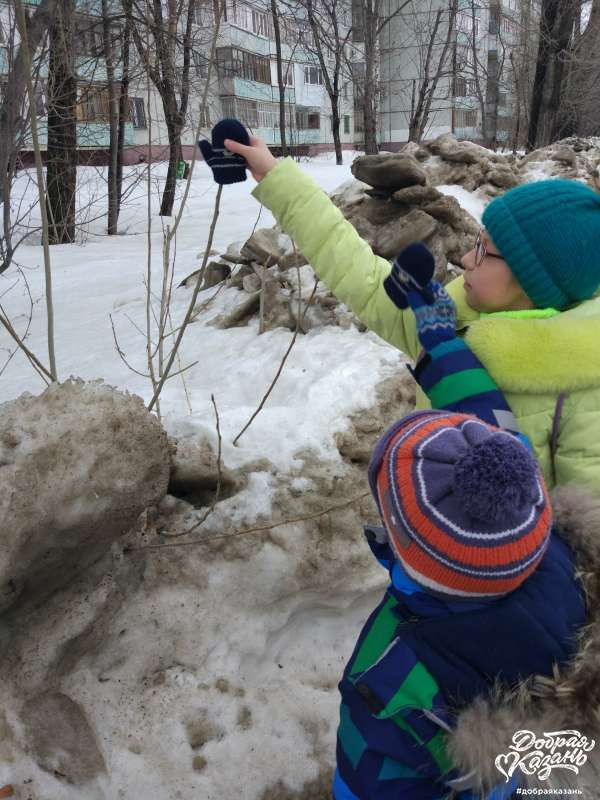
0, 150, 487, 800
2, 152, 402, 459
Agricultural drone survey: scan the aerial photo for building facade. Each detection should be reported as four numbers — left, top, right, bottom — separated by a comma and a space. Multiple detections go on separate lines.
2, 0, 536, 165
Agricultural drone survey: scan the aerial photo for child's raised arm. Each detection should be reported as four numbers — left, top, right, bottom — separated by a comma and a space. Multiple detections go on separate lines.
224, 135, 423, 360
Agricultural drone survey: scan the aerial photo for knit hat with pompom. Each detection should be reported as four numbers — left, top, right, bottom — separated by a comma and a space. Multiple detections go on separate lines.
368, 410, 552, 599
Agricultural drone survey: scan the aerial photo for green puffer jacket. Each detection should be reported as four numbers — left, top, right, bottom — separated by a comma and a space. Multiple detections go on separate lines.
252, 156, 600, 494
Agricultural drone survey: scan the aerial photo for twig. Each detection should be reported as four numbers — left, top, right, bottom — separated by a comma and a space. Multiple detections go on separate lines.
232, 277, 319, 446
15, 0, 57, 381
166, 305, 193, 414
143, 8, 160, 419
109, 312, 151, 379
124, 491, 371, 553
147, 183, 223, 412
0, 306, 52, 384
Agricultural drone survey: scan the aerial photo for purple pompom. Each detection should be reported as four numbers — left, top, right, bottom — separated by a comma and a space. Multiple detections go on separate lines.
453, 434, 540, 522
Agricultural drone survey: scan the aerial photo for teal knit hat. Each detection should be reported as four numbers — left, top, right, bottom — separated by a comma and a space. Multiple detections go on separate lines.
482, 179, 600, 309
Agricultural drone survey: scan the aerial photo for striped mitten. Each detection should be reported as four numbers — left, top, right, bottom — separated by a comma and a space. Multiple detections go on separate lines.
198, 118, 249, 184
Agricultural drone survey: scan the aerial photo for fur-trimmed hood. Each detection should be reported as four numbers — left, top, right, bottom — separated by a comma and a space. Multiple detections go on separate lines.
453, 288, 600, 395
445, 485, 600, 799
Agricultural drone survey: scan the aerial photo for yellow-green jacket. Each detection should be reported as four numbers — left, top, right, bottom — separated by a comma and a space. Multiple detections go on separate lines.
252, 157, 600, 494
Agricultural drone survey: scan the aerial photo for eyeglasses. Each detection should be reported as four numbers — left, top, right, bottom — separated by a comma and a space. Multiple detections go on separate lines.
475, 229, 504, 266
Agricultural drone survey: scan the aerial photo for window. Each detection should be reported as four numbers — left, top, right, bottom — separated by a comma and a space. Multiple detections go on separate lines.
217, 47, 271, 83
351, 0, 364, 42
252, 7, 270, 37
457, 12, 480, 37
455, 76, 477, 96
295, 107, 319, 129
225, 0, 274, 37
130, 97, 147, 129
222, 96, 257, 127
489, 8, 500, 34
193, 0, 215, 25
283, 18, 313, 46
273, 61, 294, 86
354, 99, 364, 132
77, 85, 110, 122
498, 91, 508, 107
456, 44, 474, 68
193, 50, 209, 78
343, 115, 350, 134
501, 16, 517, 35
76, 18, 105, 57
455, 108, 478, 128
304, 64, 323, 85
221, 96, 294, 129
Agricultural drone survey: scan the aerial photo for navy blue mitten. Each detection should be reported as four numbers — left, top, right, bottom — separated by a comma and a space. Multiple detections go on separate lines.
198, 118, 250, 184
384, 242, 435, 308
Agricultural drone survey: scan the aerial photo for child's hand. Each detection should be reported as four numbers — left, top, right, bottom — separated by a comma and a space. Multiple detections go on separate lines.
223, 135, 278, 183
384, 243, 435, 309
409, 281, 457, 353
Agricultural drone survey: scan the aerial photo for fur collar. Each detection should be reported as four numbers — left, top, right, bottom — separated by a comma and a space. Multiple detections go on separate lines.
445, 485, 600, 798
446, 279, 600, 394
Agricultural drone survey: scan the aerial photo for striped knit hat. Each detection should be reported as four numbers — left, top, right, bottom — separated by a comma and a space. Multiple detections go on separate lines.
368, 410, 552, 599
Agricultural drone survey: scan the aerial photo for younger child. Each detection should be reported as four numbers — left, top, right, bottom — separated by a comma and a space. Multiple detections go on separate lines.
223, 134, 600, 495
330, 247, 588, 800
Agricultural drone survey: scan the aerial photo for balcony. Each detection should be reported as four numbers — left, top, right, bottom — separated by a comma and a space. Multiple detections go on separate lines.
219, 76, 295, 104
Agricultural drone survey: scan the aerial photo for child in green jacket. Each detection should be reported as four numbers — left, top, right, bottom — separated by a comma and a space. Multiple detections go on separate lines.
223, 135, 600, 495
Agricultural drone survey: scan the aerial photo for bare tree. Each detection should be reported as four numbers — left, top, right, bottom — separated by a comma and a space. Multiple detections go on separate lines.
101, 0, 126, 234
527, 0, 580, 149
555, 0, 600, 138
46, 0, 77, 244
352, 0, 437, 153
270, 0, 289, 156
126, 0, 198, 217
405, 0, 458, 142
295, 0, 353, 163
0, 0, 56, 271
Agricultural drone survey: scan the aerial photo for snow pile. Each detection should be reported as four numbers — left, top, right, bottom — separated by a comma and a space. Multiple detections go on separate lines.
0, 379, 170, 613
0, 155, 420, 799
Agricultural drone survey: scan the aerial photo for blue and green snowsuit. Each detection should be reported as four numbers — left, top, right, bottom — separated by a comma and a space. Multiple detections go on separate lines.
333, 336, 587, 799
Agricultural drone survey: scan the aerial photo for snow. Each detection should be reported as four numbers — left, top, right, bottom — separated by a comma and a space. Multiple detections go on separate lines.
436, 183, 487, 223
0, 152, 482, 799
1, 156, 401, 476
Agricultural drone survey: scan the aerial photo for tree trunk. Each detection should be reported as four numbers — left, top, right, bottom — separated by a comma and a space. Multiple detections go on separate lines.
472, 0, 488, 145
0, 0, 57, 207
270, 0, 288, 156
548, 1, 579, 141
46, 0, 76, 244
408, 10, 442, 142
102, 0, 120, 235
527, 0, 562, 149
362, 0, 379, 154
116, 14, 132, 221
331, 99, 343, 163
160, 103, 182, 217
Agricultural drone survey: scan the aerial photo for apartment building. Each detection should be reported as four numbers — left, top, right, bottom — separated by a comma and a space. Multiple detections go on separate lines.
3, 0, 537, 163
3, 0, 360, 165
375, 0, 536, 150
206, 0, 359, 155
